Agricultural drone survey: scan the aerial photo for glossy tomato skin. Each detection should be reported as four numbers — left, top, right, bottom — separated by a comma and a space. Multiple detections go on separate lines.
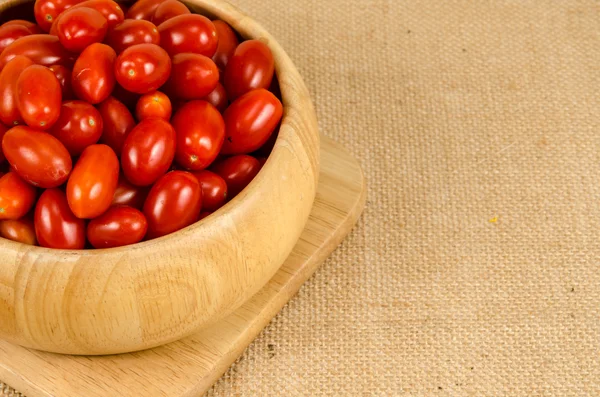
125, 0, 162, 20
114, 43, 171, 94
16, 64, 62, 130
157, 14, 217, 57
111, 173, 148, 209
172, 101, 225, 170
49, 64, 74, 99
72, 43, 116, 104
2, 126, 72, 188
152, 0, 189, 26
0, 172, 36, 220
49, 100, 103, 156
87, 205, 147, 248
143, 171, 202, 239
211, 20, 239, 70
0, 34, 75, 69
203, 82, 228, 112
221, 89, 283, 155
192, 170, 227, 211
121, 117, 176, 186
70, 0, 124, 29
98, 96, 135, 154
224, 40, 275, 100
211, 155, 261, 198
0, 24, 32, 54
67, 144, 119, 218
0, 55, 34, 126
0, 216, 36, 245
105, 19, 159, 54
0, 123, 7, 163
165, 53, 219, 100
34, 0, 82, 32
56, 7, 108, 52
135, 91, 171, 121
1, 20, 43, 34
34, 188, 85, 249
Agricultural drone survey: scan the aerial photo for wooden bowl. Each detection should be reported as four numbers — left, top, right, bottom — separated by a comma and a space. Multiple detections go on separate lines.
0, 0, 319, 355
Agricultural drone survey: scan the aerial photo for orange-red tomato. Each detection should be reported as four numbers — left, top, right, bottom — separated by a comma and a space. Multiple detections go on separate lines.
224, 40, 275, 100
56, 7, 108, 52
121, 117, 176, 186
211, 20, 238, 70
105, 19, 159, 53
87, 205, 147, 248
2, 126, 72, 188
111, 173, 148, 209
203, 82, 228, 112
0, 216, 36, 245
16, 64, 62, 130
34, 0, 82, 32
0, 34, 75, 69
0, 172, 36, 220
49, 100, 103, 156
157, 14, 217, 57
172, 100, 225, 170
70, 0, 124, 29
66, 143, 119, 218
125, 0, 162, 20
34, 188, 85, 249
143, 170, 202, 239
98, 96, 135, 154
152, 0, 189, 26
72, 43, 116, 104
192, 170, 227, 211
0, 123, 7, 163
49, 64, 74, 99
211, 155, 261, 198
0, 55, 34, 126
135, 91, 171, 121
1, 20, 43, 34
221, 89, 283, 155
114, 43, 171, 94
0, 24, 32, 53
165, 53, 219, 100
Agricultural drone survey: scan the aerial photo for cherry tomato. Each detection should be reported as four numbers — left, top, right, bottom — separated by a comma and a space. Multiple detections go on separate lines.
70, 0, 124, 29
157, 14, 217, 57
0, 24, 32, 53
151, 0, 189, 26
125, 0, 162, 20
56, 7, 108, 52
199, 211, 211, 220
34, 188, 85, 249
0, 216, 36, 245
49, 64, 74, 99
224, 40, 275, 100
221, 89, 283, 155
192, 170, 227, 211
111, 173, 148, 209
114, 43, 171, 94
135, 90, 171, 121
0, 55, 34, 126
105, 19, 159, 54
87, 205, 147, 248
16, 64, 62, 130
253, 124, 279, 157
0, 34, 74, 69
66, 143, 119, 218
0, 172, 36, 220
2, 126, 72, 188
165, 53, 219, 100
49, 100, 103, 156
121, 117, 176, 186
1, 20, 43, 34
72, 43, 116, 104
34, 0, 82, 32
143, 170, 201, 239
211, 155, 260, 198
203, 82, 228, 112
172, 100, 224, 170
98, 96, 135, 154
0, 123, 7, 163
211, 20, 238, 70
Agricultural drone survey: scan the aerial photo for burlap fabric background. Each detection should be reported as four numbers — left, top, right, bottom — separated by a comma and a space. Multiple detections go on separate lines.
3, 0, 600, 395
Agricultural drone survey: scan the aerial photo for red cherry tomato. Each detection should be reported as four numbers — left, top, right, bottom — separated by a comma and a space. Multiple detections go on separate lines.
2, 126, 72, 188
211, 20, 238, 70
49, 100, 103, 156
221, 89, 283, 155
56, 7, 108, 52
34, 0, 82, 32
16, 64, 62, 130
49, 64, 74, 99
135, 91, 171, 121
0, 123, 7, 163
0, 24, 32, 53
34, 188, 85, 249
0, 55, 34, 126
98, 96, 135, 154
0, 216, 36, 245
114, 43, 171, 94
157, 14, 217, 57
203, 82, 228, 112
125, 0, 162, 20
0, 34, 75, 69
172, 100, 225, 170
111, 173, 148, 209
211, 155, 260, 198
151, 0, 189, 26
254, 124, 279, 157
87, 205, 147, 248
192, 170, 227, 211
105, 19, 159, 54
70, 0, 124, 29
143, 170, 202, 239
121, 117, 176, 186
199, 211, 211, 220
72, 42, 116, 104
66, 143, 119, 218
165, 53, 219, 100
0, 172, 36, 220
224, 40, 275, 100
1, 20, 43, 34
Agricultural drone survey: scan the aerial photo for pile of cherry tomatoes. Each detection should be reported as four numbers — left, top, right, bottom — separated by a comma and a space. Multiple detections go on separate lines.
0, 0, 282, 249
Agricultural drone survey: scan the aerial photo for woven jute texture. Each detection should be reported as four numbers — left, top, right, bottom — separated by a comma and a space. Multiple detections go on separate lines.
4, 0, 600, 395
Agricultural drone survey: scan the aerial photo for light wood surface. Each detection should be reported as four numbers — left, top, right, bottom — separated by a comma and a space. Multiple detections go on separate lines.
0, 0, 320, 354
0, 136, 366, 397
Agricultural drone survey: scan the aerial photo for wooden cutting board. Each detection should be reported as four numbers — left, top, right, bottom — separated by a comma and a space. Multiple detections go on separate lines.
0, 136, 366, 397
